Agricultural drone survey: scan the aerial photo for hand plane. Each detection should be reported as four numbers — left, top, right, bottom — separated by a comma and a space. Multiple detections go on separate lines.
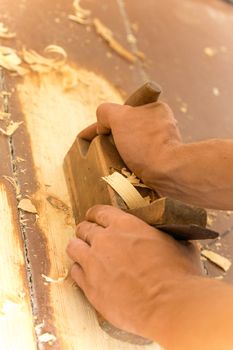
63, 81, 218, 345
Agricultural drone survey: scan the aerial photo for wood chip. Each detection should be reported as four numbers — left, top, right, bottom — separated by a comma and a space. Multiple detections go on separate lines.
212, 87, 220, 96
204, 47, 217, 57
0, 111, 11, 120
0, 47, 29, 75
0, 23, 16, 39
102, 172, 147, 209
93, 18, 137, 63
18, 198, 37, 214
68, 0, 92, 24
38, 332, 56, 344
0, 121, 23, 136
41, 270, 68, 284
201, 249, 232, 272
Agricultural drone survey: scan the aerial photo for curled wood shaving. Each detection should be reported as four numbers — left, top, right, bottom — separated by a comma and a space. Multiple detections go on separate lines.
41, 269, 68, 283
18, 198, 37, 214
22, 45, 67, 72
68, 0, 92, 24
93, 18, 137, 63
102, 172, 147, 209
0, 121, 23, 136
0, 23, 16, 39
201, 249, 232, 272
121, 167, 150, 188
38, 332, 56, 344
0, 46, 29, 75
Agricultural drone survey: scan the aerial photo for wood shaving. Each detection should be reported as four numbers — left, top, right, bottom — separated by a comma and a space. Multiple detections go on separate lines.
0, 23, 16, 39
22, 45, 67, 72
121, 168, 150, 188
35, 322, 44, 334
2, 175, 20, 196
68, 0, 92, 24
102, 172, 148, 209
93, 18, 137, 63
0, 111, 11, 119
38, 332, 56, 344
41, 270, 68, 283
0, 121, 23, 136
180, 103, 188, 114
212, 87, 220, 96
18, 198, 37, 214
204, 47, 217, 57
201, 249, 231, 272
0, 46, 29, 75
135, 50, 146, 61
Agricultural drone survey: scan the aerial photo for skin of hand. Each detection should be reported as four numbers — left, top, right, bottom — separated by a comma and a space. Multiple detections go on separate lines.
67, 205, 202, 348
79, 102, 233, 210
67, 205, 233, 350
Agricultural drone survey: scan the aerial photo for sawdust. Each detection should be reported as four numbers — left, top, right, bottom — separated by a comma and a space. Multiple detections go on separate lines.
18, 198, 37, 214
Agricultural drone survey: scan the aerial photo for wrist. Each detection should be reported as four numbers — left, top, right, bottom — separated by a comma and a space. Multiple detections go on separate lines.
141, 276, 233, 350
141, 142, 184, 195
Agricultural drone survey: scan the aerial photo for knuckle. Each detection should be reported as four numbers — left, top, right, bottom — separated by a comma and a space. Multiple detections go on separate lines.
96, 103, 110, 119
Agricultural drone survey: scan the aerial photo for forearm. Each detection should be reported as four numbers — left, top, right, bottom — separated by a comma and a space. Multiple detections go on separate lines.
147, 139, 233, 209
142, 277, 233, 350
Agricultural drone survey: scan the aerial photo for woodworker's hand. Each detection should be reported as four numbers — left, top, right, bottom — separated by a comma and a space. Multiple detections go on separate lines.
80, 102, 233, 210
67, 205, 233, 350
67, 205, 203, 348
79, 102, 182, 186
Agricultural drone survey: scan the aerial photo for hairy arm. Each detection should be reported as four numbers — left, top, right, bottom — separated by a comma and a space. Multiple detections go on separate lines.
80, 102, 233, 210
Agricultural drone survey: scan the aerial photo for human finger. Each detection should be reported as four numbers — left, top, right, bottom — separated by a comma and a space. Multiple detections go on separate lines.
66, 238, 90, 268
78, 123, 98, 141
86, 205, 126, 227
96, 102, 128, 134
76, 221, 104, 245
70, 263, 87, 291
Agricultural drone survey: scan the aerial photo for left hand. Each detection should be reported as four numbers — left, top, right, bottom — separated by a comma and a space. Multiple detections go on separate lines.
66, 205, 202, 344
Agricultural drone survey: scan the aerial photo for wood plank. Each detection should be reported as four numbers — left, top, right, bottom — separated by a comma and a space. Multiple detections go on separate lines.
0, 181, 36, 350
13, 69, 162, 349
0, 72, 36, 349
0, 0, 161, 348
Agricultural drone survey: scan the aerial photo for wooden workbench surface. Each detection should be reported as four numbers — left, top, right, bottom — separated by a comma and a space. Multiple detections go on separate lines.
0, 0, 233, 349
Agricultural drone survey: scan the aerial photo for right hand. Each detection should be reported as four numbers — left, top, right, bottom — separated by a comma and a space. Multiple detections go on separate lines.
79, 102, 182, 185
